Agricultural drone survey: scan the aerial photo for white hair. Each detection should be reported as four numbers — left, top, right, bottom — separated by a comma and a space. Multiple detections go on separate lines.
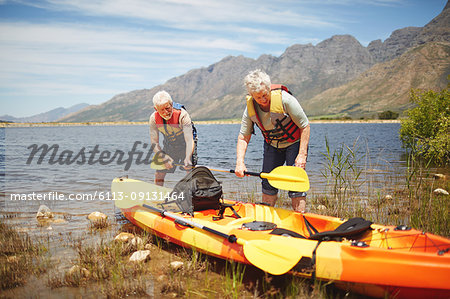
244, 69, 271, 94
152, 90, 173, 107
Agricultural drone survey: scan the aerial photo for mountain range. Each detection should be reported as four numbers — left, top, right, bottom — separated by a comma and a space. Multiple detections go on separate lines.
44, 2, 450, 122
1, 103, 89, 123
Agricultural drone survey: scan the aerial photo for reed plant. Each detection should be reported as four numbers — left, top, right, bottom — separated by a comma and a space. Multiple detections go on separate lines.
88, 218, 110, 230
319, 137, 365, 218
223, 261, 246, 299
404, 154, 449, 236
47, 237, 149, 297
0, 220, 49, 290
314, 136, 449, 237
161, 265, 186, 297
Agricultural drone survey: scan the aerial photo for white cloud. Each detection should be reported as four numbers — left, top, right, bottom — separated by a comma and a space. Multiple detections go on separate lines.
0, 21, 255, 85
13, 0, 340, 30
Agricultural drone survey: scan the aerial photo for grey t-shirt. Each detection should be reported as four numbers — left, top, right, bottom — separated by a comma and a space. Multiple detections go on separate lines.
239, 91, 309, 148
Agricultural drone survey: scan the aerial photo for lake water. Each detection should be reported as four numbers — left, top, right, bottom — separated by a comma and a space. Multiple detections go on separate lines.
1, 122, 405, 226
1, 122, 446, 298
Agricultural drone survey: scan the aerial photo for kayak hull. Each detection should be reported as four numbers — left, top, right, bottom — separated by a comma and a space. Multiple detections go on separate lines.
112, 177, 450, 299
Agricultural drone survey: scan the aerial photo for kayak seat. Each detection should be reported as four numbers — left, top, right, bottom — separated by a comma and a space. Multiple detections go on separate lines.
308, 217, 373, 241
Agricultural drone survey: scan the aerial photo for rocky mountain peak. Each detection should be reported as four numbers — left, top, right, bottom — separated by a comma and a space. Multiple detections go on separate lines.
368, 1, 450, 62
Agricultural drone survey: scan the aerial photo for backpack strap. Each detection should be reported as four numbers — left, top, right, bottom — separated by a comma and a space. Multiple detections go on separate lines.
213, 203, 241, 221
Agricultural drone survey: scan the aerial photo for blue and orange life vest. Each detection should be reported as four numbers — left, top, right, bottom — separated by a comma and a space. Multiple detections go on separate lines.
246, 84, 300, 145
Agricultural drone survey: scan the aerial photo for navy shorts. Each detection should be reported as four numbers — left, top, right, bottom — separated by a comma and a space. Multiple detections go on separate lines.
262, 141, 307, 198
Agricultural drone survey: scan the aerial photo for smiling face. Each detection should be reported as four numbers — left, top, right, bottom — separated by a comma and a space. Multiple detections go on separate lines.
251, 88, 271, 111
154, 101, 173, 120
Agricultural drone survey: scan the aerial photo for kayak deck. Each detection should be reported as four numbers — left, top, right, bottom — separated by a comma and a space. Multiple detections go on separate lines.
113, 178, 450, 299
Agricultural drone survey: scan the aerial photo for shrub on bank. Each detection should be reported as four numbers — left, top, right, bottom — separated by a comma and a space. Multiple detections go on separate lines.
400, 88, 449, 166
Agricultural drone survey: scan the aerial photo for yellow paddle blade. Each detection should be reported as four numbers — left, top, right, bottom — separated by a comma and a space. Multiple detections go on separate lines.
150, 154, 168, 170
238, 239, 301, 275
261, 166, 310, 192
111, 177, 172, 209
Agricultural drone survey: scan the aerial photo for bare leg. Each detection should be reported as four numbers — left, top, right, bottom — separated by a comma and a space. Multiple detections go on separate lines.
154, 172, 166, 186
262, 193, 277, 206
291, 196, 306, 213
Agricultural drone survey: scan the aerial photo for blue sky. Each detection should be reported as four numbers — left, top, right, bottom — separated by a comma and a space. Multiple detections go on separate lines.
0, 0, 447, 117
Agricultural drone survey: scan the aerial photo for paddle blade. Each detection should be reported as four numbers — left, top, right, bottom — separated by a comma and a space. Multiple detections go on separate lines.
240, 239, 301, 275
150, 155, 168, 170
263, 166, 310, 192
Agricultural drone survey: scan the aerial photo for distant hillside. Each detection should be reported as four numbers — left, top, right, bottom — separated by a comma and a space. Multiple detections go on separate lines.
60, 2, 450, 122
0, 103, 89, 123
304, 42, 450, 118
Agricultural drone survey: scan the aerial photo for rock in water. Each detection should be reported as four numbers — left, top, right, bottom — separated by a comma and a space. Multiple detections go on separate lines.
36, 205, 53, 219
87, 211, 107, 221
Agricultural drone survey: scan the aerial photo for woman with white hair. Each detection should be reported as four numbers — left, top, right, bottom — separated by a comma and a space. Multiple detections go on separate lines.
235, 70, 310, 213
149, 90, 196, 186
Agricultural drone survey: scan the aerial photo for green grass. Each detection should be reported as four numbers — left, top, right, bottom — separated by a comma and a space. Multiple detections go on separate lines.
0, 221, 49, 290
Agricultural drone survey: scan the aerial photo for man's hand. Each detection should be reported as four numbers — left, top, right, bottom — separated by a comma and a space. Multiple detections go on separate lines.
153, 151, 174, 169
163, 155, 174, 169
183, 157, 193, 170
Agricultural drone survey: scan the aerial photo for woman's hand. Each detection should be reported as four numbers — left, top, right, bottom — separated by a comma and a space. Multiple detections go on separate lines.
294, 154, 307, 169
234, 162, 247, 177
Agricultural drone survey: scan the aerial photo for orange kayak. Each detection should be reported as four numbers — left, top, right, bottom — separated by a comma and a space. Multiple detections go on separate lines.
112, 177, 450, 299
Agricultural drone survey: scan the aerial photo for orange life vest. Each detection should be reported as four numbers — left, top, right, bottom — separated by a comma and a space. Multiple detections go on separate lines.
154, 105, 184, 143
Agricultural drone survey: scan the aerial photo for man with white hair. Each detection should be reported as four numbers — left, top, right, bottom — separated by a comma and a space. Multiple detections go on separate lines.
235, 70, 310, 213
149, 90, 196, 186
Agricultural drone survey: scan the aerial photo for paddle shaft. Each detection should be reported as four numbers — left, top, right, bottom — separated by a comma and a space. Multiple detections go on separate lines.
154, 162, 306, 182
142, 203, 238, 243
207, 167, 259, 177
198, 167, 272, 179
155, 162, 277, 177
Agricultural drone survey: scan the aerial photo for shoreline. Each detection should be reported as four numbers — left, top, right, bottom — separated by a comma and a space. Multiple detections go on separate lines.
0, 119, 400, 128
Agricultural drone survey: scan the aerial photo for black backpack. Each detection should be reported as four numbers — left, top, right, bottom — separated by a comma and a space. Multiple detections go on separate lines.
169, 166, 223, 216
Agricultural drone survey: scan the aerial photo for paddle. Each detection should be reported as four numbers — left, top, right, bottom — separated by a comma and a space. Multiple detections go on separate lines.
151, 157, 309, 192
113, 184, 302, 275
